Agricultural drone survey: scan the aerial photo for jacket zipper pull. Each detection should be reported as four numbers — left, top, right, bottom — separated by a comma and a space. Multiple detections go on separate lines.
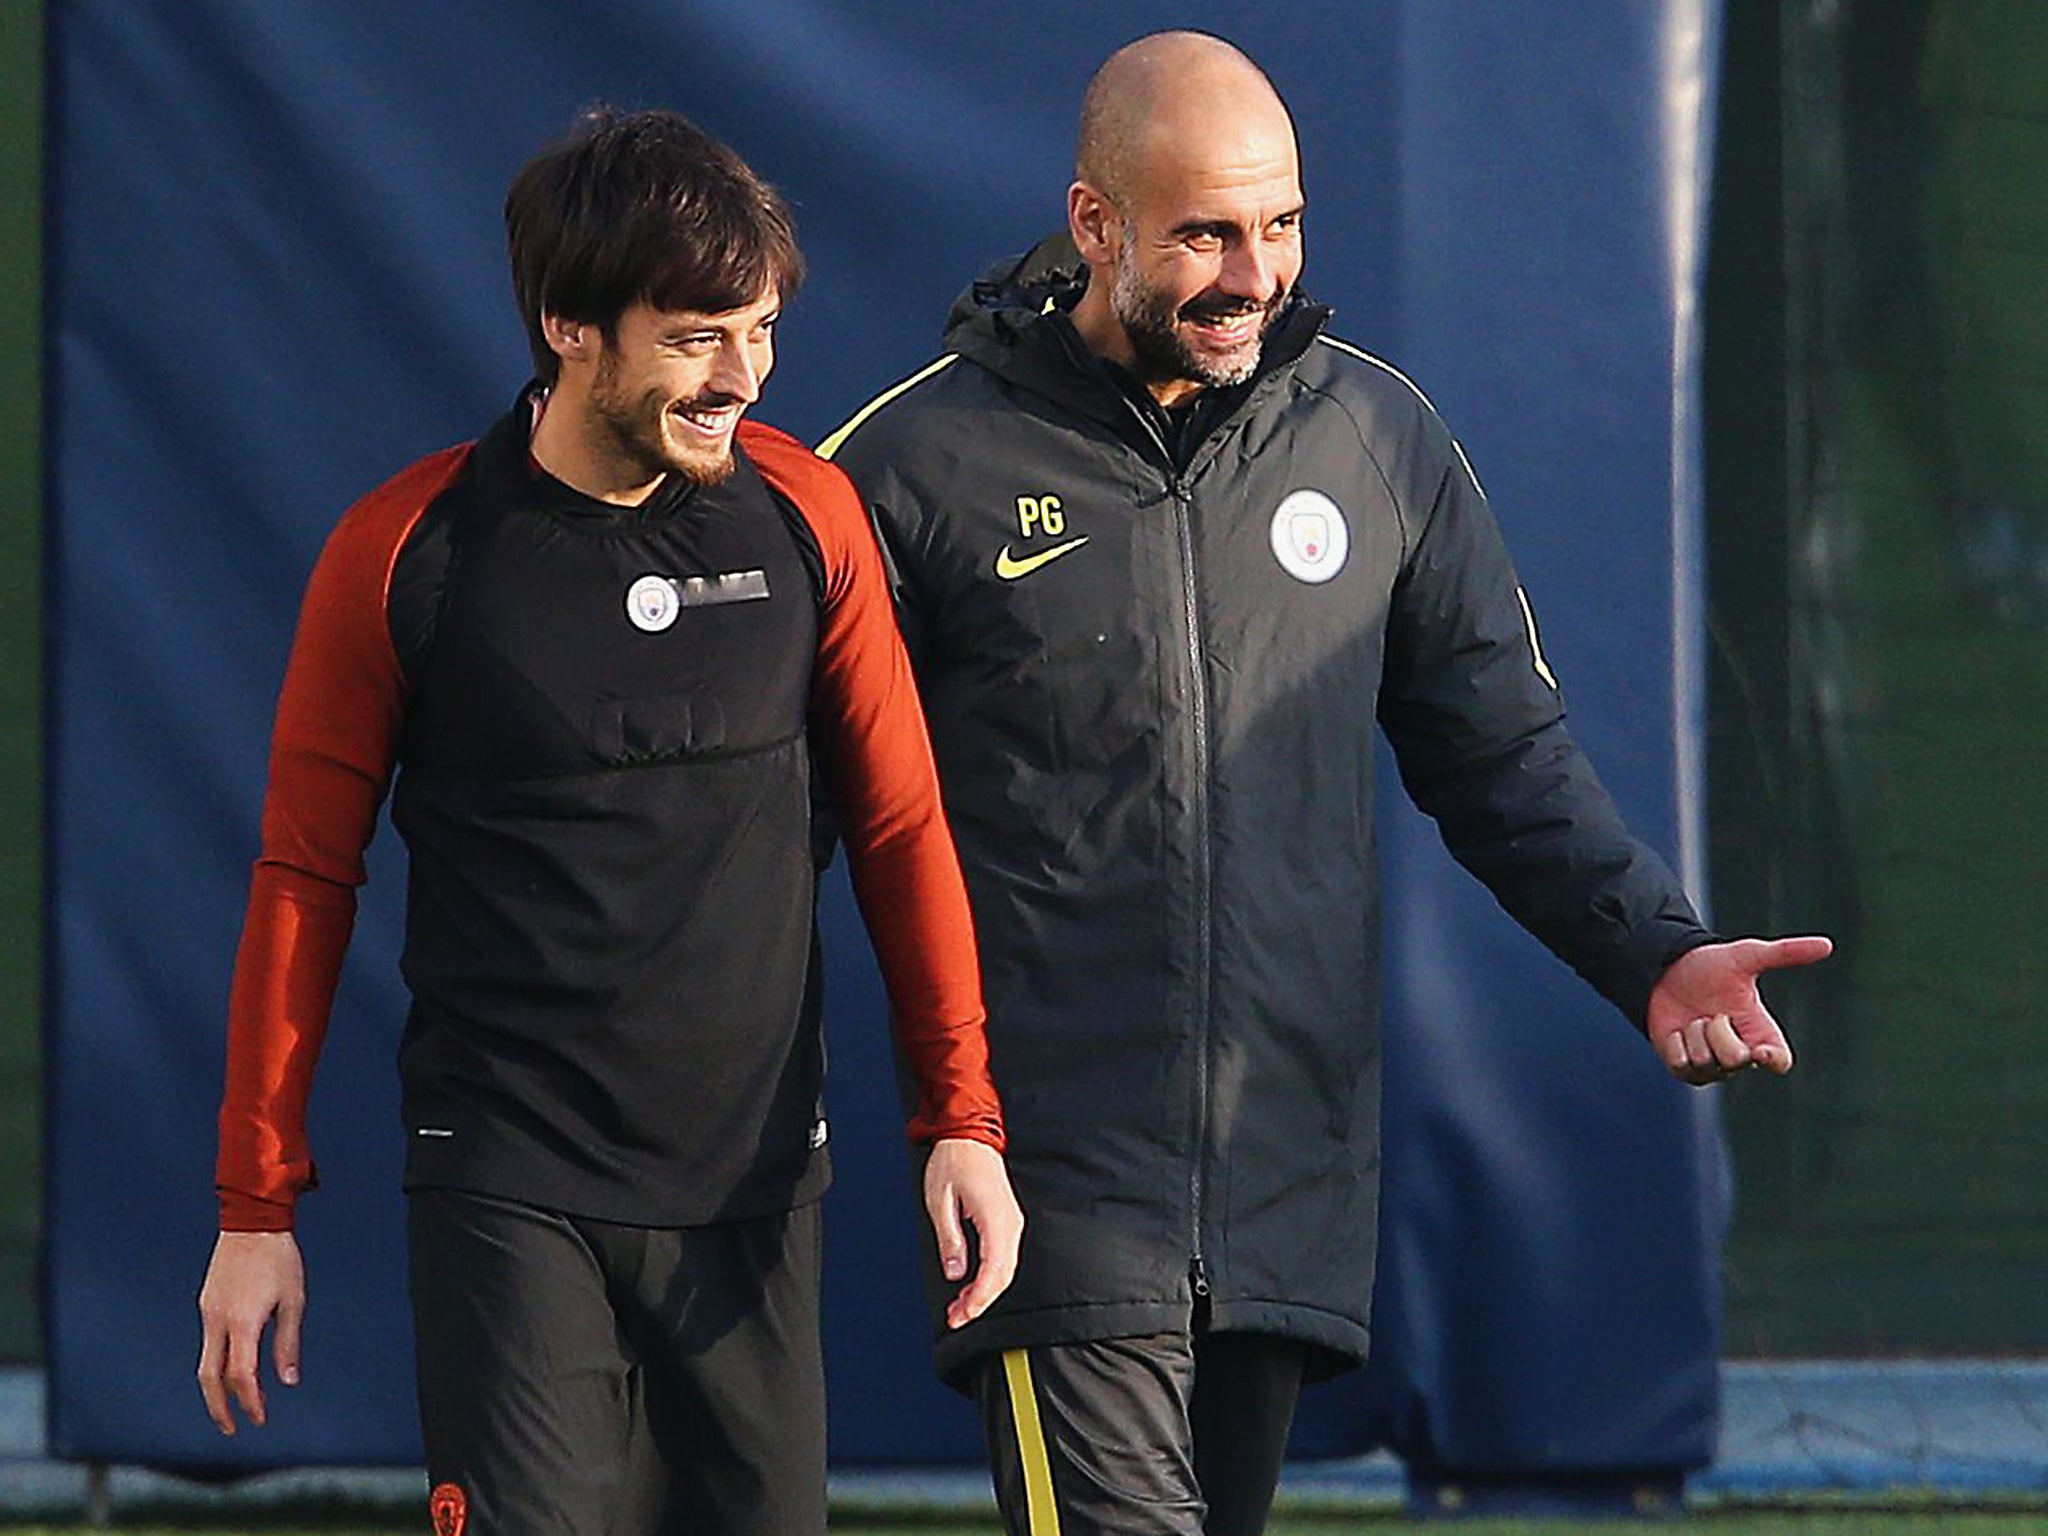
1191, 1255, 1211, 1298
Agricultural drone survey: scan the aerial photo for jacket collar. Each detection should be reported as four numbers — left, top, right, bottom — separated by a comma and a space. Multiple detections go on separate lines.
942, 234, 1333, 456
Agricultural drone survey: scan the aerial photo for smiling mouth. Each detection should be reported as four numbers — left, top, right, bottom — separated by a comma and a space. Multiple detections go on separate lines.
1185, 310, 1264, 346
669, 400, 745, 439
1182, 292, 1275, 336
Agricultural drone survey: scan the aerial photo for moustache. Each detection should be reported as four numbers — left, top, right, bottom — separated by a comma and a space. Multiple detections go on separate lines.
1178, 289, 1285, 326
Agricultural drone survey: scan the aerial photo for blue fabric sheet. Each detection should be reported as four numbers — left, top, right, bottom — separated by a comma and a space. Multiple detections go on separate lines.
44, 0, 1722, 1472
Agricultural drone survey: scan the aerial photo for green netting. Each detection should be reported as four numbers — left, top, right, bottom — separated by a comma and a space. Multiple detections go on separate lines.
1712, 0, 2048, 1358
0, 0, 46, 1363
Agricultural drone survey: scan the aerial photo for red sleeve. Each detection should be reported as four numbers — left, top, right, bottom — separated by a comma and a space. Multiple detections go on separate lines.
740, 421, 1005, 1152
215, 446, 470, 1230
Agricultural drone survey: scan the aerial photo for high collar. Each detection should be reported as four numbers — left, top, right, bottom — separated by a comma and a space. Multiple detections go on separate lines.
475, 385, 706, 528
939, 234, 1333, 452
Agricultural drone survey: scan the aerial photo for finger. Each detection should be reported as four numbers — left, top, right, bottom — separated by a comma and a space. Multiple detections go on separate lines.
1748, 1019, 1796, 1075
1752, 934, 1833, 973
949, 1263, 1001, 1328
946, 1240, 1006, 1327
1753, 1040, 1794, 1074
1682, 1014, 1713, 1070
948, 1205, 1021, 1328
1703, 1012, 1753, 1070
927, 1183, 968, 1283
224, 1313, 268, 1429
1662, 1016, 1728, 1087
196, 1319, 238, 1437
273, 1294, 304, 1389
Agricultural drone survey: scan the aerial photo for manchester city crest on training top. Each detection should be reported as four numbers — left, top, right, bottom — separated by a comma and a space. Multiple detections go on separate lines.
1269, 489, 1349, 584
625, 573, 680, 632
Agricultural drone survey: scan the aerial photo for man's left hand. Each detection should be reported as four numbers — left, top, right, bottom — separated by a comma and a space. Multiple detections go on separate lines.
923, 1137, 1024, 1329
1647, 935, 1834, 1085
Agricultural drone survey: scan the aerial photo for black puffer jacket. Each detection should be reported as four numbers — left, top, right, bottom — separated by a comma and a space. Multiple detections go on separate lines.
824, 247, 1710, 1380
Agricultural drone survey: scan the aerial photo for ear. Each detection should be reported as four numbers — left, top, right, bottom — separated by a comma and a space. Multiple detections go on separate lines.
540, 312, 599, 368
1068, 181, 1121, 267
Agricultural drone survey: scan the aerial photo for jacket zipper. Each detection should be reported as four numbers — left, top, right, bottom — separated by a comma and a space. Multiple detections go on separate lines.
1116, 392, 1219, 1308
1166, 473, 1215, 1305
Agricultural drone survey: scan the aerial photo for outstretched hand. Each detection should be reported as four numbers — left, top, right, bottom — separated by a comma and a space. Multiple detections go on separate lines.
1647, 935, 1833, 1086
923, 1137, 1024, 1329
196, 1229, 306, 1435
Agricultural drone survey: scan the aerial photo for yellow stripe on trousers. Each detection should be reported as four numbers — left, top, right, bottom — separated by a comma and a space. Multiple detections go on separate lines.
1002, 1348, 1063, 1536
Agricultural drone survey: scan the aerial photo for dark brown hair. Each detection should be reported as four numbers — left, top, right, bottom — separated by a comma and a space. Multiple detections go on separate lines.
505, 107, 804, 384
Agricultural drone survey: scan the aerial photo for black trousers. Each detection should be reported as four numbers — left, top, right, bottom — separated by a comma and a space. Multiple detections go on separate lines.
408, 1189, 825, 1536
978, 1331, 1309, 1536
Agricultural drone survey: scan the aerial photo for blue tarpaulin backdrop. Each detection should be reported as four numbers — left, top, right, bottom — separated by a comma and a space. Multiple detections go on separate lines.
45, 0, 1725, 1475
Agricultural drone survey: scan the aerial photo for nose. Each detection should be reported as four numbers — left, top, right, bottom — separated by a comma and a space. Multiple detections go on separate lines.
1217, 239, 1276, 303
711, 337, 765, 404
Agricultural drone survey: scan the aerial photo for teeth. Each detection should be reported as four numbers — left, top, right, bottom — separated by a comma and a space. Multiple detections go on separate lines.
672, 404, 740, 433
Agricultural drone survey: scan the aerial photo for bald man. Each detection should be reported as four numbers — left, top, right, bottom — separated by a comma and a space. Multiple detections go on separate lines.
825, 32, 1828, 1536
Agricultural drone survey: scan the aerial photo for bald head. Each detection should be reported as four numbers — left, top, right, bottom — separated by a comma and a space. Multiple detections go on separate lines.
1076, 32, 1295, 206
1066, 32, 1306, 404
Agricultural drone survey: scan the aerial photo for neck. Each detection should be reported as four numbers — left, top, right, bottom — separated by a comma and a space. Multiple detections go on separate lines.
527, 387, 663, 506
1069, 277, 1205, 409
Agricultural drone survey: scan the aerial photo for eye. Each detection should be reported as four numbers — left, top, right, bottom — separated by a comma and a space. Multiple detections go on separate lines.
1271, 212, 1303, 236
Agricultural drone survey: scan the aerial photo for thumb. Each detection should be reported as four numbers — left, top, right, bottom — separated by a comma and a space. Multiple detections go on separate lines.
273, 1295, 304, 1389
927, 1183, 967, 1282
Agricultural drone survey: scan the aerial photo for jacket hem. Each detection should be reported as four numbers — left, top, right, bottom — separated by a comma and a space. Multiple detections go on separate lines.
928, 1295, 1371, 1388
401, 1151, 832, 1229
931, 1299, 1190, 1389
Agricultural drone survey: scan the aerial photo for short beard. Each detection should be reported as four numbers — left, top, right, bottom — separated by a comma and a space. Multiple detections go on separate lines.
1110, 231, 1284, 392
589, 348, 737, 488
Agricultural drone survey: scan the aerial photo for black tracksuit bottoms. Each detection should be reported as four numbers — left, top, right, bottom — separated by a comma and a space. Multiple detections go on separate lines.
978, 1330, 1309, 1536
408, 1188, 825, 1536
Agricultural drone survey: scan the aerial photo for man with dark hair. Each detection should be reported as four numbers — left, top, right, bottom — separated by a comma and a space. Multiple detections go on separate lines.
823, 33, 1828, 1536
195, 107, 1021, 1536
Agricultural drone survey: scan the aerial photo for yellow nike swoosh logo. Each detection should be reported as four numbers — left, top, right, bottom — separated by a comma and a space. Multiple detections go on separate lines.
994, 536, 1091, 580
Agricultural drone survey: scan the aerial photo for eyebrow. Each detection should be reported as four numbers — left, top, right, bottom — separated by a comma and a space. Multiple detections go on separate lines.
1167, 203, 1307, 239
660, 309, 781, 340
